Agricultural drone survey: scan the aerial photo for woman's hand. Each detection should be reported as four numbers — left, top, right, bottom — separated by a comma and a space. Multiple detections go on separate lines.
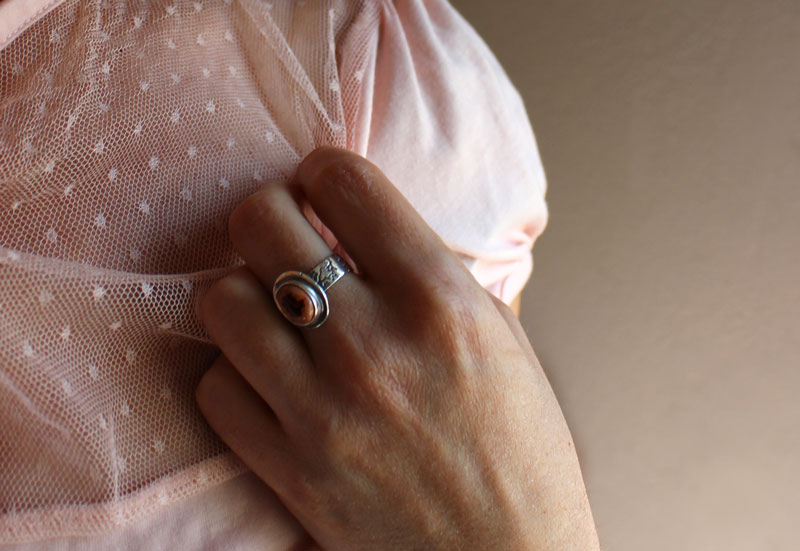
196, 147, 600, 550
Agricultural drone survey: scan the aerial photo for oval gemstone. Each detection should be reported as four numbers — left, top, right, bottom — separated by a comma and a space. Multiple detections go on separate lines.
275, 282, 318, 326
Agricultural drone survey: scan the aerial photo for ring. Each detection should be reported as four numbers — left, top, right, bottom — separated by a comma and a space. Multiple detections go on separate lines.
272, 254, 353, 329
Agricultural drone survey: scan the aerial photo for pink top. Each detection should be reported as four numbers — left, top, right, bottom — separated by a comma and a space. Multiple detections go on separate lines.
0, 0, 548, 548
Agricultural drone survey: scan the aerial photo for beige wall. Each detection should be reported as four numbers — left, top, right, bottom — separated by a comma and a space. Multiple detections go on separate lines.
453, 1, 800, 549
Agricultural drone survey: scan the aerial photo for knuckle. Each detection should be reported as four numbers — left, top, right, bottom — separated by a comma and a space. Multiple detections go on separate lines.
411, 280, 486, 365
283, 471, 329, 519
228, 188, 277, 244
313, 411, 373, 474
311, 156, 375, 205
416, 274, 476, 327
315, 414, 351, 460
198, 282, 225, 324
200, 268, 255, 324
195, 355, 226, 408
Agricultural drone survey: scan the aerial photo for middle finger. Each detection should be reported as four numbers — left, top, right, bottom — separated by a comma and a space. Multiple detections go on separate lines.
227, 181, 373, 350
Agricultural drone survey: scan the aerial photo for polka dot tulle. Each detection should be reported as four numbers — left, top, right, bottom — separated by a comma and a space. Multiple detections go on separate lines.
0, 0, 374, 541
0, 0, 548, 543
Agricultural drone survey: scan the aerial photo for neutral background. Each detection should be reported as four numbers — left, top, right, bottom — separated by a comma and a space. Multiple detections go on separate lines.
453, 1, 799, 550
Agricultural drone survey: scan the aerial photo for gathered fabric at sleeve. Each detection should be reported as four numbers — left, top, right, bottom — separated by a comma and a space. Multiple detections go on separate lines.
354, 0, 549, 304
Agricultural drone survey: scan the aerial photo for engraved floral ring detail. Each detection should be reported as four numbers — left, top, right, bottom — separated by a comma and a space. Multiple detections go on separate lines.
272, 254, 353, 329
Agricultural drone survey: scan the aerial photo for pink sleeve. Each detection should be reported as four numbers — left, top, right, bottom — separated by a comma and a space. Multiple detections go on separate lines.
355, 0, 549, 304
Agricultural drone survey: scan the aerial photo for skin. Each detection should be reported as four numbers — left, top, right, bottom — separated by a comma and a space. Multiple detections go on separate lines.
509, 292, 522, 318
196, 147, 601, 550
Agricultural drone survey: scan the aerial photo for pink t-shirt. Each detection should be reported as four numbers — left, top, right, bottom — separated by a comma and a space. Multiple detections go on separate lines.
0, 0, 548, 548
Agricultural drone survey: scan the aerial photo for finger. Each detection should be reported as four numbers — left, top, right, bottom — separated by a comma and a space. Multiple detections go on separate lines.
199, 266, 324, 431
293, 146, 467, 291
196, 354, 297, 495
227, 181, 370, 341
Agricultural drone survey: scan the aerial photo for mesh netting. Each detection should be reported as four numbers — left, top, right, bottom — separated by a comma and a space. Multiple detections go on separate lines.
0, 0, 548, 544
0, 0, 378, 541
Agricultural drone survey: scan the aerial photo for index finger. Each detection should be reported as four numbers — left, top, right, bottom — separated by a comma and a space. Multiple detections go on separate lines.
293, 147, 463, 289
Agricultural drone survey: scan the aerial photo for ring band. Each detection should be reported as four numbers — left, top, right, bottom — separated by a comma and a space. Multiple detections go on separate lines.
272, 254, 352, 329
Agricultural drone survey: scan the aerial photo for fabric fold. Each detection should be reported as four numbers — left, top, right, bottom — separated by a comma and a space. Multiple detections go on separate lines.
0, 0, 547, 545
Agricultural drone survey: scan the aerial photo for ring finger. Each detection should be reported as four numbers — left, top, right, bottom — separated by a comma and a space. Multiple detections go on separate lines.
227, 181, 372, 353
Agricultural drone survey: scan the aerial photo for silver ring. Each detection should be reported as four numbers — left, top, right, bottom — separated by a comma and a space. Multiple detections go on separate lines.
272, 254, 353, 329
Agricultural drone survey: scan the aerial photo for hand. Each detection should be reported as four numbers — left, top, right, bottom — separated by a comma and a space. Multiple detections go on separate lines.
196, 147, 600, 550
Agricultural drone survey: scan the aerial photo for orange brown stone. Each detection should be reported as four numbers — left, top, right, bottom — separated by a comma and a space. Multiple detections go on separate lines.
275, 282, 317, 326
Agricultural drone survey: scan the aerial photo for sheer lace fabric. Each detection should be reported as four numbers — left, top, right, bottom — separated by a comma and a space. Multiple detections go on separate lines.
0, 0, 547, 545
